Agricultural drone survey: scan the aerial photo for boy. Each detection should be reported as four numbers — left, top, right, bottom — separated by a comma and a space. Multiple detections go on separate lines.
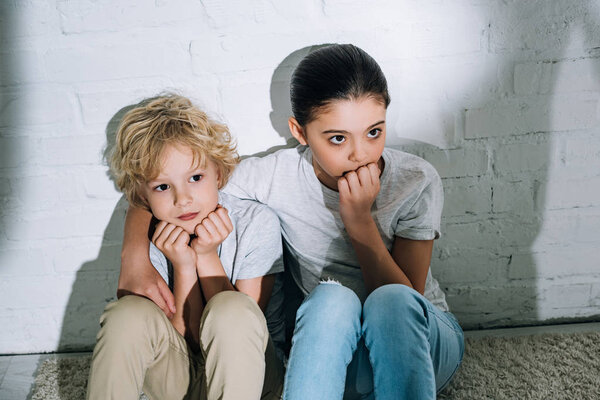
86, 94, 284, 400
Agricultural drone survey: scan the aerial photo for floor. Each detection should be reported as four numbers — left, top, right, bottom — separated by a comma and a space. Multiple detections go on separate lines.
1, 322, 599, 400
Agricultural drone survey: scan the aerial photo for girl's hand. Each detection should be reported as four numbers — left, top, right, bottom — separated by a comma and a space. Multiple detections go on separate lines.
338, 163, 381, 228
152, 221, 197, 272
191, 206, 233, 257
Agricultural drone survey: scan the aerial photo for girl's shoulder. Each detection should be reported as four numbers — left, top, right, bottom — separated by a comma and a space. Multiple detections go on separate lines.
382, 147, 441, 186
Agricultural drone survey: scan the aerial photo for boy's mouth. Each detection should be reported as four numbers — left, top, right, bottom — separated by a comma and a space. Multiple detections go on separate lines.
178, 212, 199, 221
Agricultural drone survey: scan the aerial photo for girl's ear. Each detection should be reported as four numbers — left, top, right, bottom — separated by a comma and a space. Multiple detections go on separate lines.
288, 117, 308, 146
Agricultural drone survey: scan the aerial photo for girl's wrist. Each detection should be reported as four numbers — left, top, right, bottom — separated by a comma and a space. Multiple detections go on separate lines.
343, 213, 376, 237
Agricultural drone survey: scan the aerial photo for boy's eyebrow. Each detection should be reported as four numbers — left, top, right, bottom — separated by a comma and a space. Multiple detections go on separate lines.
321, 120, 385, 134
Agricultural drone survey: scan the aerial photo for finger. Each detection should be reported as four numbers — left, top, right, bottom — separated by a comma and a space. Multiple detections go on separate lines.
146, 286, 169, 317
209, 209, 232, 237
367, 163, 380, 184
214, 207, 233, 232
153, 223, 177, 247
158, 281, 177, 318
165, 226, 185, 245
356, 165, 372, 186
173, 228, 190, 246
195, 223, 211, 242
151, 220, 169, 243
201, 217, 219, 238
157, 280, 176, 316
337, 176, 350, 197
344, 170, 361, 193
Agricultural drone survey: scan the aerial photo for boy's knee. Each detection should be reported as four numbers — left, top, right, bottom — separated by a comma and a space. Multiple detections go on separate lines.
201, 291, 268, 344
99, 295, 166, 342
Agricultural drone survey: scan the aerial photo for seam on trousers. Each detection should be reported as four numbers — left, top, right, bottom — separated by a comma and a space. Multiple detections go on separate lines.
319, 278, 341, 285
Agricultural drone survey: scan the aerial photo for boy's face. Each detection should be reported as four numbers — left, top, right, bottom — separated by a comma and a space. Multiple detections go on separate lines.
291, 96, 386, 190
142, 143, 220, 235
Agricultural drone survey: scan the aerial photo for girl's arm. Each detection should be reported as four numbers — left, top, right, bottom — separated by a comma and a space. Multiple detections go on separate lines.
346, 219, 432, 294
339, 163, 432, 295
119, 206, 176, 317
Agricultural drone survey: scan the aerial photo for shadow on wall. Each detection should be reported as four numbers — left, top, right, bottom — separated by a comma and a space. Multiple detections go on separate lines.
424, 0, 600, 329
54, 104, 141, 398
265, 1, 600, 330
419, 1, 600, 328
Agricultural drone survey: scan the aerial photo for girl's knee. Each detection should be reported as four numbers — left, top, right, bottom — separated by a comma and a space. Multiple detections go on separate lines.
364, 284, 427, 321
294, 282, 362, 335
304, 281, 361, 312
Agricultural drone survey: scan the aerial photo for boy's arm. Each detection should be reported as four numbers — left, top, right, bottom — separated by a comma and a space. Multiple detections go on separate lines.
119, 205, 176, 317
338, 163, 431, 295
191, 207, 237, 303
236, 275, 276, 311
193, 204, 282, 311
152, 222, 203, 351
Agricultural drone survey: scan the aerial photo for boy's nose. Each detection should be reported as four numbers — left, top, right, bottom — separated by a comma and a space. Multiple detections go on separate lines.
174, 189, 193, 207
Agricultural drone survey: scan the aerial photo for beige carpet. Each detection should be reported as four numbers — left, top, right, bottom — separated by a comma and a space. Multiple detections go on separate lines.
31, 332, 600, 399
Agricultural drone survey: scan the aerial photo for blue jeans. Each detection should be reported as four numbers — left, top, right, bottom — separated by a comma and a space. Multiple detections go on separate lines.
283, 283, 464, 400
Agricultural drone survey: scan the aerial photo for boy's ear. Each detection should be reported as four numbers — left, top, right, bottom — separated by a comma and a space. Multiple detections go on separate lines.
288, 117, 308, 146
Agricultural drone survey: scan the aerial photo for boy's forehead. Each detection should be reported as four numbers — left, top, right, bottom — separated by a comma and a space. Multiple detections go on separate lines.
149, 146, 209, 181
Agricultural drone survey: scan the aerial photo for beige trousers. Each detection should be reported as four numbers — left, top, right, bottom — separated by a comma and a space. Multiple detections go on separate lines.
86, 291, 283, 400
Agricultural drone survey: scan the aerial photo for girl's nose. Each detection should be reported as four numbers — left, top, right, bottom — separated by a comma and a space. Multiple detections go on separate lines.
349, 143, 368, 164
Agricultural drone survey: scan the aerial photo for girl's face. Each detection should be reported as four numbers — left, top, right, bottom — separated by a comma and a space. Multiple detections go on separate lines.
142, 143, 220, 234
289, 96, 386, 191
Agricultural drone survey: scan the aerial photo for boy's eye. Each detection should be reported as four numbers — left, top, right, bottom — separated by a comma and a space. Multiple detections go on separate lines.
367, 128, 382, 138
329, 135, 345, 145
154, 183, 169, 192
190, 174, 202, 182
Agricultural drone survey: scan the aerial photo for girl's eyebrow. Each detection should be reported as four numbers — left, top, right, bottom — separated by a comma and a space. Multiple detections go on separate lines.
321, 120, 385, 134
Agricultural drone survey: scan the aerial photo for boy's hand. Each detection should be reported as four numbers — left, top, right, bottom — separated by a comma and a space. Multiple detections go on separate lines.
152, 221, 197, 272
191, 206, 233, 257
338, 162, 381, 228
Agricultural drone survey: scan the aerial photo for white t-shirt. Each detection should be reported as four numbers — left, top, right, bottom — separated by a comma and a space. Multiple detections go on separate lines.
149, 191, 286, 350
224, 145, 449, 312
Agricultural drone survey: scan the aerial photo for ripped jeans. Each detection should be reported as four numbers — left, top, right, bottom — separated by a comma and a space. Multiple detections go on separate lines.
283, 283, 464, 400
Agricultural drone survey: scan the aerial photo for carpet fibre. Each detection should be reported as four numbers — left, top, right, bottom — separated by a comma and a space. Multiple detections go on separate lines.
31, 332, 600, 399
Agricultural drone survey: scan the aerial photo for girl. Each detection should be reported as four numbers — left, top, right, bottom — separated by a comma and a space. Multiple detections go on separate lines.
120, 44, 464, 399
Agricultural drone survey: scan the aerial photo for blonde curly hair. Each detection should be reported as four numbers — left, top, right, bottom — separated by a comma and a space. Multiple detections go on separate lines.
110, 94, 239, 210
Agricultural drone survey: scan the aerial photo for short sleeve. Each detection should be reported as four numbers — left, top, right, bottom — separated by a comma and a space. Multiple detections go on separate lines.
394, 165, 444, 240
223, 154, 278, 203
235, 205, 284, 280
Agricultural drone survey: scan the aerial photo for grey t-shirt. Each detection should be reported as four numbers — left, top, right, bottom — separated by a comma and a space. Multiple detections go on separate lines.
149, 191, 286, 349
224, 145, 449, 312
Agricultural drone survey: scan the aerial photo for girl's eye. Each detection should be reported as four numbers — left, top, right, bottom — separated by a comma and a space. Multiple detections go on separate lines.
367, 128, 382, 138
329, 135, 345, 145
190, 174, 202, 182
154, 183, 169, 192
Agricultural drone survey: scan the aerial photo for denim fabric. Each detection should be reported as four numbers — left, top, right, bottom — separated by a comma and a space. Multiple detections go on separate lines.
283, 283, 464, 400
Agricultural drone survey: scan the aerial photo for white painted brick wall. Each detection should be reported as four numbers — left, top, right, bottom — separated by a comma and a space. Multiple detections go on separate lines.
0, 0, 599, 354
